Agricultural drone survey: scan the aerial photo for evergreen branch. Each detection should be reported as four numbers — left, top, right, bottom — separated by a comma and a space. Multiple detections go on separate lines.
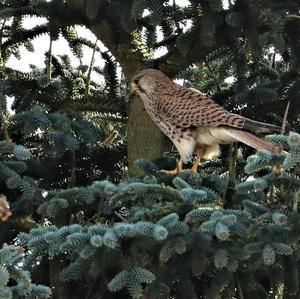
154, 34, 178, 48
66, 99, 127, 115
5, 216, 38, 233
0, 7, 37, 19
204, 60, 222, 91
2, 24, 48, 49
92, 114, 127, 123
156, 26, 228, 76
72, 37, 102, 52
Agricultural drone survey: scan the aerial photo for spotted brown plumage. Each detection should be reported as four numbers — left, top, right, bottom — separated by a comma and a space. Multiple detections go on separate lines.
130, 68, 281, 174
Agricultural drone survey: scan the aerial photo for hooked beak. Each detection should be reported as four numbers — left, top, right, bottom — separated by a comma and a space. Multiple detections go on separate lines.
130, 82, 139, 94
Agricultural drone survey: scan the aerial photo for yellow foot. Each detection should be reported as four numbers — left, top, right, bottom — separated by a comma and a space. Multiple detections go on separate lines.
190, 165, 198, 173
160, 159, 184, 175
161, 167, 198, 174
160, 169, 180, 175
189, 146, 204, 173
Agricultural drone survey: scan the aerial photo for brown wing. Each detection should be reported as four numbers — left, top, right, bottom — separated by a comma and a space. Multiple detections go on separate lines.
159, 84, 245, 129
158, 83, 281, 133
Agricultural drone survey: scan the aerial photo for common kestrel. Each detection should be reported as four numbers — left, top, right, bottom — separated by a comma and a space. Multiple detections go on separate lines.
130, 69, 281, 174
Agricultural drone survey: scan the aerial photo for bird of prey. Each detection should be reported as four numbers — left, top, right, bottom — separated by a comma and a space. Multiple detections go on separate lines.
130, 69, 281, 174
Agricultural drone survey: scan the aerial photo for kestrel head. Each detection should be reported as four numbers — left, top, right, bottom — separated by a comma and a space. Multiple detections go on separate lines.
130, 69, 170, 97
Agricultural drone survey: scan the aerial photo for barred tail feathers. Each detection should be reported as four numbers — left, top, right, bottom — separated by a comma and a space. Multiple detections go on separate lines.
225, 129, 279, 153
243, 118, 281, 134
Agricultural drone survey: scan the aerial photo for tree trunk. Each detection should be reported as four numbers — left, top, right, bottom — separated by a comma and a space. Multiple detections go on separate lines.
86, 23, 168, 175
127, 96, 167, 175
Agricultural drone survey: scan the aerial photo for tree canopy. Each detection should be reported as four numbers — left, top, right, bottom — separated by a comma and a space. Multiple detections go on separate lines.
1, 0, 300, 298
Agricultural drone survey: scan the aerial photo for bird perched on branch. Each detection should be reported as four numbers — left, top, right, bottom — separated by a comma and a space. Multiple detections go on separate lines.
130, 69, 281, 174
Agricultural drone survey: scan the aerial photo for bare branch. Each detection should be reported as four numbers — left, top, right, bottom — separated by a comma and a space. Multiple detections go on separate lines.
281, 101, 290, 134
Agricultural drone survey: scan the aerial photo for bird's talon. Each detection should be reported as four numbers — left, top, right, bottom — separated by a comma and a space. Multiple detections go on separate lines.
160, 159, 184, 175
190, 167, 198, 173
160, 169, 179, 175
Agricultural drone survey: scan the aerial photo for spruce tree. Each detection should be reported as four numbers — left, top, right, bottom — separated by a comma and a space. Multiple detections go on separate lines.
0, 0, 300, 299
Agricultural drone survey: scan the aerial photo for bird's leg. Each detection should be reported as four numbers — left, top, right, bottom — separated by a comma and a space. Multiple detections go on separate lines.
160, 159, 184, 175
191, 146, 204, 173
161, 147, 203, 174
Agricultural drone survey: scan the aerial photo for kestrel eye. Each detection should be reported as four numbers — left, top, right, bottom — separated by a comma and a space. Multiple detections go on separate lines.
134, 79, 139, 85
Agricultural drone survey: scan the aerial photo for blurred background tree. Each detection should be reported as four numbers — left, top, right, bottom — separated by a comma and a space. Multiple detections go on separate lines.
1, 0, 300, 298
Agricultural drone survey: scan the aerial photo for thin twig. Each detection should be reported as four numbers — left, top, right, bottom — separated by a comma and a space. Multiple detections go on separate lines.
287, 14, 300, 19
84, 276, 101, 299
236, 276, 245, 299
0, 19, 6, 71
272, 52, 276, 69
85, 38, 98, 97
68, 150, 76, 188
114, 211, 128, 222
228, 143, 238, 180
0, 108, 11, 143
47, 37, 53, 80
281, 101, 290, 134
104, 128, 117, 145
292, 190, 299, 212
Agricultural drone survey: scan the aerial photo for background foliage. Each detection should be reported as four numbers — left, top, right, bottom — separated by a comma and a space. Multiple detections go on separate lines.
0, 0, 300, 298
